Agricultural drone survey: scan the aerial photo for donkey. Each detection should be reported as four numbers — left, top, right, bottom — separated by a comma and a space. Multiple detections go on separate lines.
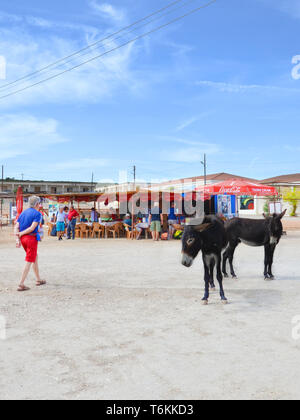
222, 210, 287, 280
181, 216, 228, 304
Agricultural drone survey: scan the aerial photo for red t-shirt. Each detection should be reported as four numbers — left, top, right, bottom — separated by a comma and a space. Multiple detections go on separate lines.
68, 210, 79, 221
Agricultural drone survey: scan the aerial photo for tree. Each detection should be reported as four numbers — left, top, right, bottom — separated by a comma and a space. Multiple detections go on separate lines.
283, 190, 300, 217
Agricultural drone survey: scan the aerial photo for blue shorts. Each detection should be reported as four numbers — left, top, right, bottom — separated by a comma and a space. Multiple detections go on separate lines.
56, 222, 65, 232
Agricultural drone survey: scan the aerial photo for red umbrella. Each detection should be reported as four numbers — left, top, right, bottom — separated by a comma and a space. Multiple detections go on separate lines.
16, 186, 23, 220
196, 179, 278, 197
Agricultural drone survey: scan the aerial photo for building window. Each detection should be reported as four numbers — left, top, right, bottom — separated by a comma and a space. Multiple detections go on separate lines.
51, 187, 57, 194
67, 188, 73, 193
34, 186, 41, 193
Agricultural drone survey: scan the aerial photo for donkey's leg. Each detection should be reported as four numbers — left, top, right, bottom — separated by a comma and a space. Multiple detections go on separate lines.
222, 250, 229, 278
268, 244, 276, 279
202, 255, 210, 304
209, 259, 216, 290
216, 254, 227, 303
228, 241, 239, 278
264, 244, 272, 279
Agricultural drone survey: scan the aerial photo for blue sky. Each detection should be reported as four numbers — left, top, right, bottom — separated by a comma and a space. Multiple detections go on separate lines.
0, 0, 300, 183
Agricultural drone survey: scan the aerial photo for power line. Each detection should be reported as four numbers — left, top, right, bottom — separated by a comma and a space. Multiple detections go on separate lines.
0, 0, 217, 101
7, 0, 203, 91
0, 0, 200, 94
0, 0, 189, 92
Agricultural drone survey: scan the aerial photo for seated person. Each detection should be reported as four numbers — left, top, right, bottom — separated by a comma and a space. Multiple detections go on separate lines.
123, 214, 132, 230
80, 214, 88, 223
123, 214, 143, 239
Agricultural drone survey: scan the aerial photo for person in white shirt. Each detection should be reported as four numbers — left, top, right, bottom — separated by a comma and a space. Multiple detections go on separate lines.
55, 206, 67, 241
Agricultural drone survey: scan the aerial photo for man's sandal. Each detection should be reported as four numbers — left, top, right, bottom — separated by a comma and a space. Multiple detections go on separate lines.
18, 285, 30, 292
36, 280, 47, 287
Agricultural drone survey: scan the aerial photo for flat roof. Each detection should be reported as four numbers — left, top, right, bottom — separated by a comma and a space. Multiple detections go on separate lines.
1, 179, 114, 185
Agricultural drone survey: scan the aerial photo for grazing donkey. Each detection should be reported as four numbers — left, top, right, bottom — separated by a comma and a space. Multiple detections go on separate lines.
181, 216, 228, 304
222, 210, 287, 280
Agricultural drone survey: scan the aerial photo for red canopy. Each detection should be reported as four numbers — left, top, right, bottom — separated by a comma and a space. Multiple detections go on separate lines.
196, 179, 278, 197
16, 186, 23, 220
161, 192, 183, 202
184, 191, 211, 201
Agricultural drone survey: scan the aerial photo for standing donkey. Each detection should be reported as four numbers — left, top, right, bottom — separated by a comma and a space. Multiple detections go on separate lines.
181, 216, 228, 304
222, 210, 286, 280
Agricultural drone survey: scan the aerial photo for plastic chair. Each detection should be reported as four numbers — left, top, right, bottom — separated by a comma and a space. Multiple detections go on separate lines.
91, 223, 105, 239
79, 223, 89, 239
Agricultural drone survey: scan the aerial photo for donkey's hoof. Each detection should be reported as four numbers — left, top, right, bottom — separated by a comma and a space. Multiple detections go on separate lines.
210, 287, 216, 291
264, 274, 274, 281
221, 299, 228, 305
202, 299, 208, 306
232, 275, 238, 280
223, 274, 229, 278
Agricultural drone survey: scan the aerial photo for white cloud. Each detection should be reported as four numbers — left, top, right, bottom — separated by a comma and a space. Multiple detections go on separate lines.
175, 112, 212, 132
0, 114, 68, 159
176, 116, 199, 132
89, 1, 125, 22
285, 145, 300, 153
160, 138, 220, 162
196, 80, 300, 94
160, 136, 218, 147
26, 16, 53, 29
0, 10, 99, 34
0, 7, 139, 108
52, 158, 110, 170
161, 146, 219, 163
259, 0, 300, 19
0, 11, 22, 24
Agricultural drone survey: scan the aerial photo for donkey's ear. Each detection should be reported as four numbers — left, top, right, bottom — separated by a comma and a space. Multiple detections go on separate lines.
278, 209, 287, 219
193, 223, 212, 233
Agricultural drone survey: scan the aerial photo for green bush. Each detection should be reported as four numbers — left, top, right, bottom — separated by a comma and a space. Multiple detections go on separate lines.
283, 190, 300, 217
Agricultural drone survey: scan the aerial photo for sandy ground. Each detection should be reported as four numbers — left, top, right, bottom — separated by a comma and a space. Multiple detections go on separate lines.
0, 227, 300, 400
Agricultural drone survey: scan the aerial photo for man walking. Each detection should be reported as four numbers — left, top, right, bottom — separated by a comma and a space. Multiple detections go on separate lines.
67, 205, 79, 240
15, 196, 46, 292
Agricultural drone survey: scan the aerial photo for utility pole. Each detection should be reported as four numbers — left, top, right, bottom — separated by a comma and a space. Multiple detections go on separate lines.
133, 165, 136, 189
1, 165, 4, 218
201, 154, 207, 185
91, 172, 94, 192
